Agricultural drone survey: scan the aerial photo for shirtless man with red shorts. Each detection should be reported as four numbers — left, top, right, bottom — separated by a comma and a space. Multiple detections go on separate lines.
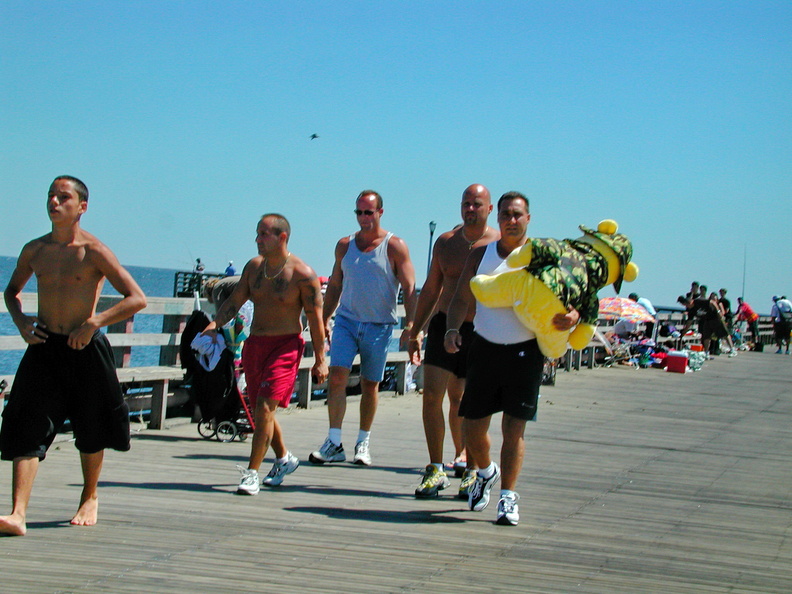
1, 175, 147, 536
203, 214, 328, 495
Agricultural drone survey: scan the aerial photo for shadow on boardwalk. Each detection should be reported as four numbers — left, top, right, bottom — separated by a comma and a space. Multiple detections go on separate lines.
2, 351, 791, 593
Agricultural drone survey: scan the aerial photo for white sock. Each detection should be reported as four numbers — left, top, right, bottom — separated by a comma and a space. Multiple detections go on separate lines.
478, 462, 496, 479
432, 463, 443, 472
500, 489, 517, 499
329, 428, 342, 446
357, 429, 371, 444
276, 452, 290, 464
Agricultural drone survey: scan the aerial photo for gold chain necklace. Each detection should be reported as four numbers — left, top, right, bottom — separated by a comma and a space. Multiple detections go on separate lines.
461, 227, 486, 250
263, 253, 290, 279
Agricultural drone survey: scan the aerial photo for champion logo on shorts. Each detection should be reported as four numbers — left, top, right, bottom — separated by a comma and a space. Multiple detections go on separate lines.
518, 351, 525, 357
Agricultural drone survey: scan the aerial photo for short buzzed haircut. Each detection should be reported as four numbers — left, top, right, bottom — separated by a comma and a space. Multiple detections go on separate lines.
53, 175, 89, 202
357, 189, 383, 209
497, 191, 529, 212
261, 213, 291, 240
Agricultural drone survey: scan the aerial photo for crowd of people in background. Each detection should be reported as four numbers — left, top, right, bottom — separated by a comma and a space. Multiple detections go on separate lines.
672, 282, 792, 357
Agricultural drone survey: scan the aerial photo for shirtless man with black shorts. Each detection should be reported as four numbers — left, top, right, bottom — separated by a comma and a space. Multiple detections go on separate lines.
203, 214, 328, 495
408, 184, 499, 499
1, 176, 147, 536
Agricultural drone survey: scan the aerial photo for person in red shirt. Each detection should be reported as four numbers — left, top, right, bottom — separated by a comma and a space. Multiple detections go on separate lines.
735, 297, 760, 346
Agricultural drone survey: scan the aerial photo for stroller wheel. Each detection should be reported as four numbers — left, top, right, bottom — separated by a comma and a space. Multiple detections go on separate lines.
238, 432, 248, 442
216, 420, 238, 442
197, 419, 216, 439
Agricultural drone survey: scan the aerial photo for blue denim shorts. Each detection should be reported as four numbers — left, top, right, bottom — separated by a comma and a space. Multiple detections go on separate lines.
329, 315, 393, 382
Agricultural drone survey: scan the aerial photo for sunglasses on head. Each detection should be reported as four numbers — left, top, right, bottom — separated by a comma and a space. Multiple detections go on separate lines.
354, 209, 378, 216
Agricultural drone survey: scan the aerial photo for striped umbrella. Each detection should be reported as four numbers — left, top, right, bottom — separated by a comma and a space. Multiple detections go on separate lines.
599, 296, 655, 322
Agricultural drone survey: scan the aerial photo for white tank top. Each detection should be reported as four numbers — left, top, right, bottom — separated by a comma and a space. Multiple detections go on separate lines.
473, 242, 537, 344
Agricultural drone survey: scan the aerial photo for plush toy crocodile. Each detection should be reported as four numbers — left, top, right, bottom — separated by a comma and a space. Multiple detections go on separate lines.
469, 219, 638, 358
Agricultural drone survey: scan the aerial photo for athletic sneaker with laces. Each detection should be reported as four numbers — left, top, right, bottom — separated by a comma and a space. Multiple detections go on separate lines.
353, 439, 372, 466
468, 464, 500, 511
309, 438, 346, 464
236, 465, 260, 495
496, 492, 520, 526
458, 468, 477, 500
262, 452, 300, 486
414, 465, 450, 498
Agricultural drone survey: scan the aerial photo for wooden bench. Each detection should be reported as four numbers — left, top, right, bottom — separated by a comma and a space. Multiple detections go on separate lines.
0, 294, 196, 428
295, 348, 412, 409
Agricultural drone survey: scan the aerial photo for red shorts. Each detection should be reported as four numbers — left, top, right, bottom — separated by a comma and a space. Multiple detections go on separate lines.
241, 334, 305, 410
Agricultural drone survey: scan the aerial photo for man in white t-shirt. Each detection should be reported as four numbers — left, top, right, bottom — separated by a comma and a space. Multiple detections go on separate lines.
770, 295, 792, 354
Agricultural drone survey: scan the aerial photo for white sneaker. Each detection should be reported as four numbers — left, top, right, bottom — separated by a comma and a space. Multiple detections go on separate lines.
496, 492, 520, 526
353, 439, 372, 466
236, 465, 260, 495
262, 453, 300, 487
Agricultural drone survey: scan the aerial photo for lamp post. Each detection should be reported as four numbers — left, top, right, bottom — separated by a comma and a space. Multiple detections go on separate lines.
427, 220, 437, 278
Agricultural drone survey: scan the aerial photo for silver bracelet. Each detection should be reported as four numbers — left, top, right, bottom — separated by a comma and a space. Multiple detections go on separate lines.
444, 329, 460, 337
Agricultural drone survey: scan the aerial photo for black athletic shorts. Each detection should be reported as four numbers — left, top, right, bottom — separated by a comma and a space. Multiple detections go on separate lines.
700, 317, 728, 340
423, 312, 475, 378
0, 331, 131, 461
459, 333, 543, 421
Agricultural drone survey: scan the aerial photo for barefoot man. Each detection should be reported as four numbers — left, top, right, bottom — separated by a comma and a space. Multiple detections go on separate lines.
1, 176, 147, 536
408, 184, 499, 499
203, 214, 328, 495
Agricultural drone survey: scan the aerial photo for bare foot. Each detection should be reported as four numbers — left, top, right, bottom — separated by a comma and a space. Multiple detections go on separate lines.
0, 514, 27, 536
70, 496, 98, 526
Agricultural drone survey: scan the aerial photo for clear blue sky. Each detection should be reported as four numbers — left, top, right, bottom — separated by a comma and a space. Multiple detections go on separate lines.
2, 1, 790, 309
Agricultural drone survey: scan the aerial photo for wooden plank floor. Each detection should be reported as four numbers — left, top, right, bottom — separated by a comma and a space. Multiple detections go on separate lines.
2, 351, 791, 593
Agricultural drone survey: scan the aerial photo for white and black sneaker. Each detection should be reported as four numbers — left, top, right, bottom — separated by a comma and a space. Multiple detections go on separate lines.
468, 464, 500, 511
262, 452, 300, 486
309, 438, 346, 464
496, 492, 520, 526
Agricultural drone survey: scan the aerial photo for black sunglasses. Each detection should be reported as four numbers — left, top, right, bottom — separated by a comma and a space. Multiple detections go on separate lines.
354, 209, 378, 216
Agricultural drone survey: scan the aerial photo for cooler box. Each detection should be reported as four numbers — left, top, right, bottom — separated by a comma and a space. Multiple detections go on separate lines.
666, 351, 688, 373
689, 344, 704, 352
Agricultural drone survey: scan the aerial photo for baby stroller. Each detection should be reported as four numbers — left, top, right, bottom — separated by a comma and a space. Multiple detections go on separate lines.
595, 328, 640, 368
180, 310, 254, 442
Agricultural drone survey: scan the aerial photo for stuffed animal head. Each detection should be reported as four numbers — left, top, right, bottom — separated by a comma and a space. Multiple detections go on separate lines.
576, 219, 638, 293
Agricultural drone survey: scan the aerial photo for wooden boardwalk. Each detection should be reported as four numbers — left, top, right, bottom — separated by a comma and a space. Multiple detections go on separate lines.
1, 351, 791, 593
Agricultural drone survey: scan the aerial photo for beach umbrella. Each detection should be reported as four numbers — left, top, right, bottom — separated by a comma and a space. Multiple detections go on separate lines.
599, 296, 655, 322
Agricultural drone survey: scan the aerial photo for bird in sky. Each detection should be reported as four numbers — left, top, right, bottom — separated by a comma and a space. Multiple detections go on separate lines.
309, 133, 319, 140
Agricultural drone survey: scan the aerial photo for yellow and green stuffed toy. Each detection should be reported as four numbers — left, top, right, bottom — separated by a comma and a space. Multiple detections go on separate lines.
469, 219, 638, 358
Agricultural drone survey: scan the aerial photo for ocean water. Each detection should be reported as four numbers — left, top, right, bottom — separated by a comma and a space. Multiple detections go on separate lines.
0, 255, 182, 374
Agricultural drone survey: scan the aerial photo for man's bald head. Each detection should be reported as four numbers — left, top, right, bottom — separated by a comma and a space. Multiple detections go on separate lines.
462, 184, 491, 204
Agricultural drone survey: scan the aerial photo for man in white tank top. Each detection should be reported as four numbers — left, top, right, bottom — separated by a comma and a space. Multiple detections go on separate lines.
444, 192, 579, 526
310, 190, 417, 467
